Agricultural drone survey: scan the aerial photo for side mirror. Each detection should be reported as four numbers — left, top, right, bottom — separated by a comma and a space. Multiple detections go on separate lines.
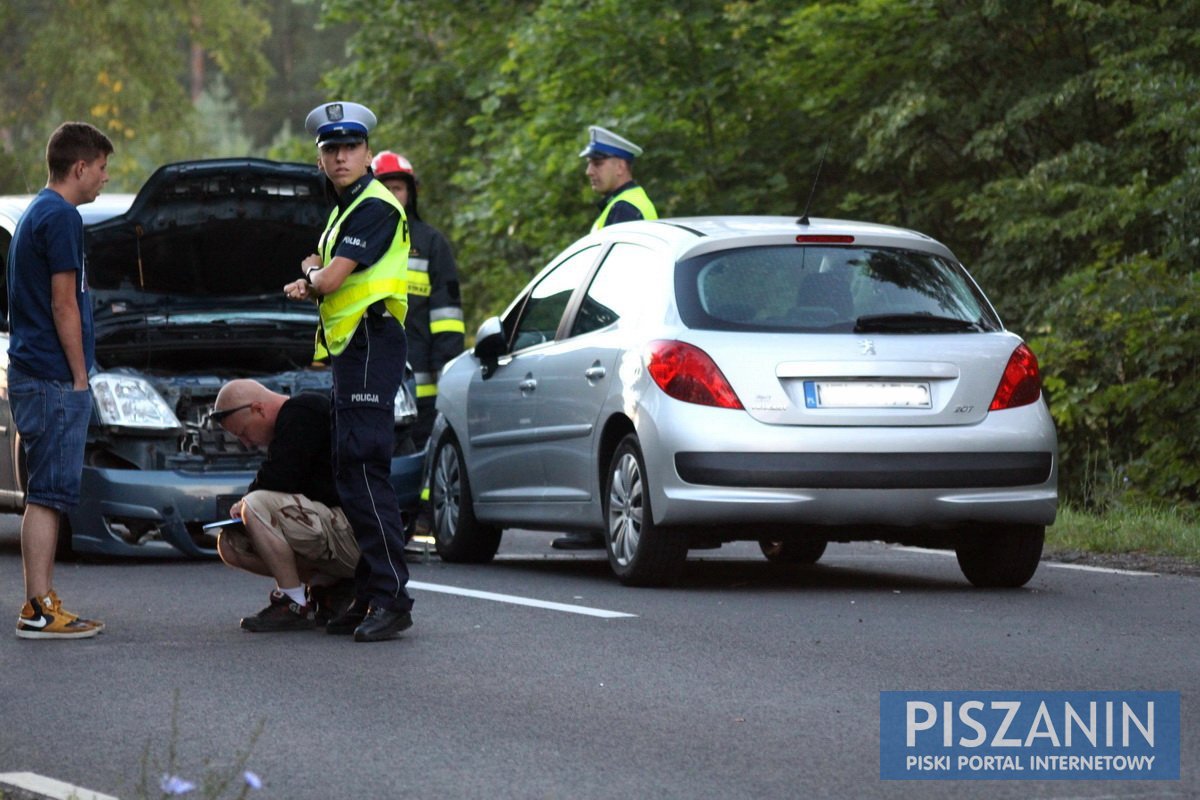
473, 316, 506, 370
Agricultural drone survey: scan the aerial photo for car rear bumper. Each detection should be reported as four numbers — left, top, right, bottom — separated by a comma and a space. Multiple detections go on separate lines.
675, 451, 1053, 489
654, 483, 1058, 528
637, 397, 1059, 531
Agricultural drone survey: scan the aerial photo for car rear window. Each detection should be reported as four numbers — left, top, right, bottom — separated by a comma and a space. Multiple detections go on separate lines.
675, 245, 1001, 333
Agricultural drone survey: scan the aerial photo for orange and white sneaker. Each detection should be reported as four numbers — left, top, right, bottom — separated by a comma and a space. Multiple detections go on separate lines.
16, 590, 103, 639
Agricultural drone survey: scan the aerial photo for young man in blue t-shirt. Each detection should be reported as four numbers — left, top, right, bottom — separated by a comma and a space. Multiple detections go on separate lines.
8, 121, 113, 639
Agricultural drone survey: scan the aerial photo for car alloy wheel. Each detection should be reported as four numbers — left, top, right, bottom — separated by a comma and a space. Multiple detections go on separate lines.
430, 434, 501, 563
604, 434, 687, 586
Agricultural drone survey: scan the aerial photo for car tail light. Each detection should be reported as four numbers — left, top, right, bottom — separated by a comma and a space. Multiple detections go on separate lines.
645, 340, 744, 409
989, 343, 1042, 410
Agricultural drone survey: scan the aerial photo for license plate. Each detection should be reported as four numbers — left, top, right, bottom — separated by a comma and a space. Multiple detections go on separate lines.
803, 381, 931, 409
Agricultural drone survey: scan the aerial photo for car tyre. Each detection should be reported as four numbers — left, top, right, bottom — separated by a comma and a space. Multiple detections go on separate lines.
604, 434, 687, 587
430, 434, 501, 563
759, 538, 826, 564
955, 524, 1044, 588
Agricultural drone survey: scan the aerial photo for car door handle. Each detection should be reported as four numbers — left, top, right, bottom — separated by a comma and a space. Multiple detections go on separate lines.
519, 378, 537, 393
584, 366, 606, 381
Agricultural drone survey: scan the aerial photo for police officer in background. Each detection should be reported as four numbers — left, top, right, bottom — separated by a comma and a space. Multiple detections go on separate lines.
552, 125, 659, 552
370, 151, 465, 449
284, 101, 414, 642
581, 125, 657, 231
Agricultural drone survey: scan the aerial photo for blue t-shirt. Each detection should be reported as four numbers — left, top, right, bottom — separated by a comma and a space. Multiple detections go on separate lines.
6, 188, 96, 381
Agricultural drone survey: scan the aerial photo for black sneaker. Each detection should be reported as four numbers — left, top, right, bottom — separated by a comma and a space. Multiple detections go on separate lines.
325, 598, 369, 635
311, 580, 355, 624
353, 605, 413, 643
240, 589, 318, 633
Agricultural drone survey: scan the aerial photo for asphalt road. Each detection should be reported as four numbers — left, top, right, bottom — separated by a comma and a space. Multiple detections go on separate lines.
0, 517, 1195, 800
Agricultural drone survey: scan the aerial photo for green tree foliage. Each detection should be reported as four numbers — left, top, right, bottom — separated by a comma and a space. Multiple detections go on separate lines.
322, 0, 796, 314
1034, 255, 1198, 509
760, 0, 1200, 509
319, 0, 1197, 511
0, 0, 272, 191
245, 0, 354, 151
1, 1, 1192, 510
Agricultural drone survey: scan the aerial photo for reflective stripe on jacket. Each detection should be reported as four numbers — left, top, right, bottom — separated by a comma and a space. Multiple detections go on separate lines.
405, 219, 465, 393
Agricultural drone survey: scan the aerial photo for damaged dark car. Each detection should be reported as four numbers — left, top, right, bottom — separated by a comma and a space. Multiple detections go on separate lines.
0, 158, 423, 558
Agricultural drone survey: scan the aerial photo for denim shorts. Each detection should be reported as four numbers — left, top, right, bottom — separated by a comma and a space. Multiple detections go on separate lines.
7, 366, 92, 511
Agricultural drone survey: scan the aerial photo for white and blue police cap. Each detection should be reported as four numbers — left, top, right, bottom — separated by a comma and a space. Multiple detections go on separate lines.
579, 125, 643, 161
304, 101, 377, 146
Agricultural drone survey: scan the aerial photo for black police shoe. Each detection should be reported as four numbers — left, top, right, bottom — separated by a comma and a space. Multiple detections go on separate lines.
325, 598, 369, 635
353, 605, 413, 643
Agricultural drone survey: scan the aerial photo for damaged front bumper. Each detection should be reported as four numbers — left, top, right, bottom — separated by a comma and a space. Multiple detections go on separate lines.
67, 452, 426, 558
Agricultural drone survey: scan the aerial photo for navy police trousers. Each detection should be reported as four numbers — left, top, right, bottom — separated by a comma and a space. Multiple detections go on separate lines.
331, 313, 413, 612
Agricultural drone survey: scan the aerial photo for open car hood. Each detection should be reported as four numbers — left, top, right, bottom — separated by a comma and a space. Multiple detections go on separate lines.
85, 158, 330, 371
86, 158, 328, 295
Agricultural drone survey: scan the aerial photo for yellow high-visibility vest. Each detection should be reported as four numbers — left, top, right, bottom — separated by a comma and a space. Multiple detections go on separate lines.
315, 180, 409, 358
591, 184, 657, 231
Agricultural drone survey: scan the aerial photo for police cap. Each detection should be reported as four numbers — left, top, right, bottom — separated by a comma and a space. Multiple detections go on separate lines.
304, 101, 377, 146
579, 125, 643, 161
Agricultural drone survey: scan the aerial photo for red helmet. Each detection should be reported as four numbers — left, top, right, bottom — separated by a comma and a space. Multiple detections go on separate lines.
371, 150, 415, 180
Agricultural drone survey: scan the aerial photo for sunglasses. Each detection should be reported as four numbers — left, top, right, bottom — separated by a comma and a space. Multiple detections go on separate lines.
207, 403, 252, 426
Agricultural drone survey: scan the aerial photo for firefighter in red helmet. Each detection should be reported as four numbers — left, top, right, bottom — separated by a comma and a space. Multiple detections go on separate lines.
371, 151, 465, 544
370, 151, 465, 449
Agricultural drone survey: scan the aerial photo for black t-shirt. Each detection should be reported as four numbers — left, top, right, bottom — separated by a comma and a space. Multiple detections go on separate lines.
247, 392, 339, 508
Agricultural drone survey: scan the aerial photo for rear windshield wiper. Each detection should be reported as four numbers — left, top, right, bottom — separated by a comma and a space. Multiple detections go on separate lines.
854, 313, 985, 333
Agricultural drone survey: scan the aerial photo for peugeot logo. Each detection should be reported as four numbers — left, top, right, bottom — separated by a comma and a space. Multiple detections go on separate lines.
860, 339, 876, 356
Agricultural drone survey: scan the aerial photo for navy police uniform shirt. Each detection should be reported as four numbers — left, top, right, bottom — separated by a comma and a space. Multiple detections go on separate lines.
329, 173, 403, 272
597, 181, 648, 226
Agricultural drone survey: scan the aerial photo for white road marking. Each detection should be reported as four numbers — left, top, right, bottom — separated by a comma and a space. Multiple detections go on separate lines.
0, 772, 118, 800
1041, 561, 1159, 577
893, 546, 1159, 577
407, 580, 637, 618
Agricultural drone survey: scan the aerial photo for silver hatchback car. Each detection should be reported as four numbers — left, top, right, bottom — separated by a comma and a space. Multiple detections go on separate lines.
427, 216, 1058, 587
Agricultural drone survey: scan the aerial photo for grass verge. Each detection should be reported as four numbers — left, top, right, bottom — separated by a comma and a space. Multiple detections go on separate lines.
1046, 504, 1200, 567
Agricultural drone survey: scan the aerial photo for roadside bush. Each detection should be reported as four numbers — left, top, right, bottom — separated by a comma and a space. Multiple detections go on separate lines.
1034, 253, 1199, 513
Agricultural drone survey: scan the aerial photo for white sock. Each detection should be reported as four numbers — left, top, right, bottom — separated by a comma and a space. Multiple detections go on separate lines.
280, 585, 307, 606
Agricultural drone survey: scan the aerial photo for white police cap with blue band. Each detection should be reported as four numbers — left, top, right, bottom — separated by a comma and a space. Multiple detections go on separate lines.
304, 101, 377, 145
579, 125, 643, 160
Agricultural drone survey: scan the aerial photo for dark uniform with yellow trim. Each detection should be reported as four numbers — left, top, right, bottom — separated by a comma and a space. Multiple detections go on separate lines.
403, 208, 465, 447
368, 151, 465, 447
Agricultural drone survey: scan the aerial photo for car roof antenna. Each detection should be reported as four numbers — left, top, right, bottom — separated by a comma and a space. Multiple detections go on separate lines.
796, 142, 829, 226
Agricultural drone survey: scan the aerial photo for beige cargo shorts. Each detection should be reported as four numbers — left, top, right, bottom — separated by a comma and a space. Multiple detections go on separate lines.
224, 490, 359, 578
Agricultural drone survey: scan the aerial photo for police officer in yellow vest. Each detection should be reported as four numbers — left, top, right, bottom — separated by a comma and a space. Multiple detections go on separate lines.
581, 125, 657, 231
370, 150, 465, 448
284, 100, 414, 642
552, 126, 658, 553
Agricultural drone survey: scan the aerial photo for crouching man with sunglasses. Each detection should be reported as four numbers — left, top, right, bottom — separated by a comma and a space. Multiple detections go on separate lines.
210, 379, 358, 632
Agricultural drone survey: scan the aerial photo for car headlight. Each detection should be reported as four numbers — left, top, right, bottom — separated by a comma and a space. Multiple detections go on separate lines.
393, 382, 418, 426
91, 373, 182, 430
